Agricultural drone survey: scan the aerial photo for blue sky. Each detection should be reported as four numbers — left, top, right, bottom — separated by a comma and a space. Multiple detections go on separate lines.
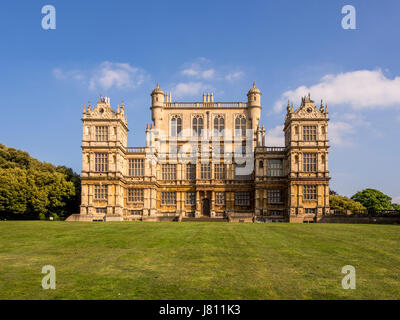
0, 0, 399, 202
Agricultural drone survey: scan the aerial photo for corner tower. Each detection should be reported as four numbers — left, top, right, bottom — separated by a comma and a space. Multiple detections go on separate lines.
284, 94, 330, 222
150, 83, 165, 128
247, 81, 262, 131
80, 95, 128, 219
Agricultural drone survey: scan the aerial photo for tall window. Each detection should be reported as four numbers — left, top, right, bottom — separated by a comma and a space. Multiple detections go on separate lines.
200, 163, 211, 179
186, 163, 196, 180
161, 192, 176, 205
267, 190, 282, 204
170, 115, 182, 137
213, 115, 225, 136
214, 164, 226, 180
268, 159, 283, 176
128, 189, 144, 202
193, 115, 204, 136
129, 159, 144, 176
303, 154, 317, 172
95, 126, 108, 141
215, 192, 225, 205
304, 185, 317, 200
235, 115, 246, 137
96, 208, 107, 214
303, 125, 317, 141
186, 192, 196, 205
94, 185, 108, 200
95, 153, 108, 172
235, 192, 250, 206
162, 164, 176, 180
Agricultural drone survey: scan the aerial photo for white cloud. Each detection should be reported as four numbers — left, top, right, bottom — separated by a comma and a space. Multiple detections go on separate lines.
201, 69, 215, 79
182, 68, 215, 80
329, 121, 355, 147
183, 67, 214, 79
182, 68, 198, 77
180, 57, 216, 81
273, 69, 400, 112
172, 82, 210, 98
52, 68, 85, 81
53, 61, 149, 91
265, 125, 284, 147
225, 71, 244, 81
392, 195, 400, 204
180, 57, 244, 83
89, 62, 149, 90
340, 112, 371, 127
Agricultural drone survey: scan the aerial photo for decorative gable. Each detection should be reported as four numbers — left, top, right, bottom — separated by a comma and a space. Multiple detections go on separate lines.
285, 93, 328, 123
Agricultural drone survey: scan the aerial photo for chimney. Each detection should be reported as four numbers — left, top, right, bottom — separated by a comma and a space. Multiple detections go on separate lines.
261, 125, 266, 146
145, 124, 150, 147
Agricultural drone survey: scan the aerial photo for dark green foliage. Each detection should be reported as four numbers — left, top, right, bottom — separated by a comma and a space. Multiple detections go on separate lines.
351, 188, 393, 211
330, 194, 366, 211
0, 144, 80, 220
329, 189, 338, 195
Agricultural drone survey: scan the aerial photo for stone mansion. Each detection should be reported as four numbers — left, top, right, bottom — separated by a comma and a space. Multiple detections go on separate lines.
74, 83, 330, 223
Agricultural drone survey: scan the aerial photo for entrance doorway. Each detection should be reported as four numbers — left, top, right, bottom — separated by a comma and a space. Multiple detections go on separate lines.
202, 198, 210, 216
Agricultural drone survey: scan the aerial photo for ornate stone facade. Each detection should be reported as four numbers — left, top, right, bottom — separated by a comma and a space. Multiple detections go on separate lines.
77, 85, 330, 222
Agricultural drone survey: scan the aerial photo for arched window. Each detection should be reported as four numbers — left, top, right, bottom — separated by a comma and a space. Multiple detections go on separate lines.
235, 115, 246, 137
213, 115, 225, 136
193, 115, 203, 136
170, 115, 182, 137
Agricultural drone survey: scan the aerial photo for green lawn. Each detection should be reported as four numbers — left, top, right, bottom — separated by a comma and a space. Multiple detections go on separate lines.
0, 221, 399, 300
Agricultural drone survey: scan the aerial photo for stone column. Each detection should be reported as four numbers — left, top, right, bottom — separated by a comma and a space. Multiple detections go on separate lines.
195, 191, 200, 217
211, 191, 215, 217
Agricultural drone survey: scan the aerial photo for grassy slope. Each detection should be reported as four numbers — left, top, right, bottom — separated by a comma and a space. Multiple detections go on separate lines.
0, 221, 399, 300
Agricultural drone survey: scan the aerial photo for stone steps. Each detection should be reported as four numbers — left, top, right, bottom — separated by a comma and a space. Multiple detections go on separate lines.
181, 217, 229, 222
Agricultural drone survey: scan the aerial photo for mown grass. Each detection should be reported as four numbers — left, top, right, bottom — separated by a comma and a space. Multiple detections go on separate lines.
0, 221, 399, 300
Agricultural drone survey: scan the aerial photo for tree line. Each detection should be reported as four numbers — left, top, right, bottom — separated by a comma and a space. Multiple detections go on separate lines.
330, 189, 400, 212
0, 144, 80, 220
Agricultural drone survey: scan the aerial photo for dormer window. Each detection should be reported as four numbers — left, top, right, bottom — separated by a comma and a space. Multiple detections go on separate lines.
170, 115, 182, 137
213, 115, 224, 136
192, 115, 204, 136
235, 115, 246, 137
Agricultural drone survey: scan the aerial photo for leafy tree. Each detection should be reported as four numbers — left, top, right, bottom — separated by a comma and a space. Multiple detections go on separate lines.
392, 203, 400, 211
0, 143, 80, 220
330, 195, 366, 212
351, 189, 393, 211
